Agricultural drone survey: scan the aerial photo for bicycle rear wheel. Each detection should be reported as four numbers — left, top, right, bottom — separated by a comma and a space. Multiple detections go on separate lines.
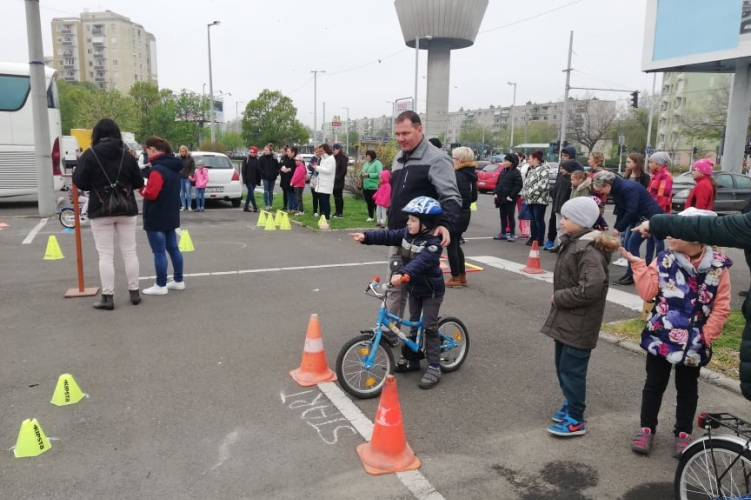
675, 439, 751, 499
437, 317, 469, 373
335, 334, 394, 399
59, 207, 76, 228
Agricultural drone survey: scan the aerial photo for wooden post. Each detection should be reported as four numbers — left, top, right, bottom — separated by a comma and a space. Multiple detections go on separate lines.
64, 182, 99, 298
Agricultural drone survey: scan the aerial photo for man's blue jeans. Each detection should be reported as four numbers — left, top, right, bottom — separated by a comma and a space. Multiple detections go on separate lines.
146, 230, 184, 287
244, 182, 258, 210
263, 179, 275, 207
180, 178, 192, 209
554, 341, 591, 422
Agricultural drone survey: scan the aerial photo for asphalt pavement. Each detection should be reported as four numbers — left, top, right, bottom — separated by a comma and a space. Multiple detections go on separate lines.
1, 192, 751, 500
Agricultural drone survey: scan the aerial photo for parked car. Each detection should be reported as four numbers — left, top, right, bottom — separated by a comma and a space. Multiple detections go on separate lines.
189, 151, 243, 207
477, 163, 502, 193
672, 172, 751, 212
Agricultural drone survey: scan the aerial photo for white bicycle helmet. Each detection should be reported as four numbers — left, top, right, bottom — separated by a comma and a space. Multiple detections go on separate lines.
402, 196, 442, 228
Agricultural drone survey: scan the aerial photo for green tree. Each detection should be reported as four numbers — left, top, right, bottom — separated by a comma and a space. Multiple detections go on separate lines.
219, 130, 243, 152
241, 90, 309, 146
76, 88, 139, 133
57, 80, 97, 134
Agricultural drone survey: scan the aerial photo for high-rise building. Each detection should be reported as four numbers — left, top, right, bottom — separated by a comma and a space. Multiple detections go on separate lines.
50, 10, 157, 92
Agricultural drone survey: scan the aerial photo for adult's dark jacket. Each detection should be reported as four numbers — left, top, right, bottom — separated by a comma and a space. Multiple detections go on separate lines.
142, 153, 182, 232
493, 166, 523, 202
279, 156, 296, 190
258, 153, 280, 181
241, 155, 261, 186
610, 176, 664, 233
334, 152, 349, 190
72, 138, 144, 219
551, 160, 584, 213
180, 155, 196, 179
454, 161, 478, 234
614, 173, 651, 218
649, 212, 751, 399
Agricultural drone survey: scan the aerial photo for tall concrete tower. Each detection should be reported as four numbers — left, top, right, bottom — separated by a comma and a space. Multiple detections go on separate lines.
394, 0, 488, 138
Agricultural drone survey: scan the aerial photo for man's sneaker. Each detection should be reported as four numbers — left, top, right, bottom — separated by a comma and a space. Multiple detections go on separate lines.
631, 427, 654, 455
547, 415, 586, 437
143, 284, 168, 296
506, 235, 516, 242
493, 233, 507, 240
418, 365, 442, 390
395, 358, 421, 373
166, 280, 185, 291
674, 432, 692, 458
544, 241, 554, 250
552, 400, 569, 423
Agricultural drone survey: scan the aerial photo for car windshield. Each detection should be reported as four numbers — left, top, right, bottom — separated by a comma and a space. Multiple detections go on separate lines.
484, 164, 501, 172
193, 155, 233, 169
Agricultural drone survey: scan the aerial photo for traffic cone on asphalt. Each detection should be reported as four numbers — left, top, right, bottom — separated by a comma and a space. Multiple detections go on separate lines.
257, 211, 267, 226
43, 235, 64, 260
280, 212, 292, 230
356, 375, 420, 475
521, 240, 545, 274
178, 230, 194, 252
290, 314, 337, 386
264, 214, 276, 231
13, 419, 51, 458
50, 373, 86, 406
274, 210, 283, 227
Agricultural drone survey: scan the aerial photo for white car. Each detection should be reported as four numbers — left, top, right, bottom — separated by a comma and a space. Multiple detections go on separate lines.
190, 151, 243, 207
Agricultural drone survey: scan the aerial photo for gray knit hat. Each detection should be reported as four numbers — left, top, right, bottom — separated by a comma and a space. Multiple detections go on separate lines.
561, 197, 599, 229
649, 151, 671, 166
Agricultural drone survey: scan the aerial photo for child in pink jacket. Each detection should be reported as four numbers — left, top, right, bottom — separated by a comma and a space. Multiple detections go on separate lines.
291, 155, 307, 215
190, 160, 210, 212
372, 169, 391, 228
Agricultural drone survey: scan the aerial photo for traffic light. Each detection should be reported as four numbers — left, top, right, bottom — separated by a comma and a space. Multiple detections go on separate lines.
692, 146, 699, 155
550, 141, 560, 153
630, 91, 639, 109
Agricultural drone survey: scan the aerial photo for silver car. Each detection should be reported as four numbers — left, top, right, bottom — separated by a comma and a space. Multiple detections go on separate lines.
672, 172, 751, 212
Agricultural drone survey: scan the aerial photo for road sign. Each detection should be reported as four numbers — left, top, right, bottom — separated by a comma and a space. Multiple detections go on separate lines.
395, 99, 413, 112
646, 146, 653, 155
332, 121, 342, 127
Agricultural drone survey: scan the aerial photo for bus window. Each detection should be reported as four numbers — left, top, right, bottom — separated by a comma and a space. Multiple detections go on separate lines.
47, 77, 59, 109
0, 74, 31, 111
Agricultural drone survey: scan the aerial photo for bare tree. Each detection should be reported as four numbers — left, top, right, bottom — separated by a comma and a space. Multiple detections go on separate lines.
566, 98, 618, 153
678, 84, 732, 141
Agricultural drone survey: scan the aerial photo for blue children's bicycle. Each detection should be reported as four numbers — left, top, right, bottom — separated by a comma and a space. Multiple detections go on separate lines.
335, 260, 470, 399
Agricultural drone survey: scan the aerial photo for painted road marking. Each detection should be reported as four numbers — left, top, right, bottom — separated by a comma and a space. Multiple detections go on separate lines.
22, 218, 48, 245
318, 382, 446, 500
139, 261, 385, 281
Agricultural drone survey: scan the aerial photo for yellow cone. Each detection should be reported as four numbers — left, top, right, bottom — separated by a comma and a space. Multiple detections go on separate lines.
470, 202, 478, 211
43, 235, 64, 260
318, 215, 327, 227
265, 213, 277, 231
257, 210, 267, 226
274, 210, 283, 227
14, 419, 51, 458
178, 230, 195, 252
280, 212, 292, 230
51, 373, 85, 406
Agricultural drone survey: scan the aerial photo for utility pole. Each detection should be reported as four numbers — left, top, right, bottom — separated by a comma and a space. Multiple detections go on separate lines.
342, 107, 350, 155
311, 70, 325, 144
646, 72, 657, 156
207, 21, 220, 143
559, 31, 574, 161
322, 102, 326, 143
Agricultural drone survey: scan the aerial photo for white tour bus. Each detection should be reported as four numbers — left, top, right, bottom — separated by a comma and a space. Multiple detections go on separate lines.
0, 62, 64, 199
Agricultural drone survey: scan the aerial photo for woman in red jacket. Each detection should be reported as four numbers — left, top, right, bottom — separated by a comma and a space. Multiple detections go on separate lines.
685, 158, 716, 210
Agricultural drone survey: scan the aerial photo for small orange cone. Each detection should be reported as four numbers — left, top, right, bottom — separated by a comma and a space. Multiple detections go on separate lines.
290, 314, 337, 386
521, 240, 545, 274
357, 375, 420, 475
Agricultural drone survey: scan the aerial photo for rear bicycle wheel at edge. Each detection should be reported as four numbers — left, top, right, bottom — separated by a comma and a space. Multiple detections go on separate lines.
437, 317, 469, 372
335, 334, 394, 399
59, 207, 76, 228
675, 439, 751, 499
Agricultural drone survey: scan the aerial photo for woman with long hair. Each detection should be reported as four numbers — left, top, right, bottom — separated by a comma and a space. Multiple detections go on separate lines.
521, 150, 550, 247
178, 145, 195, 211
360, 150, 383, 222
624, 153, 650, 188
312, 143, 335, 221
445, 147, 477, 288
72, 118, 144, 310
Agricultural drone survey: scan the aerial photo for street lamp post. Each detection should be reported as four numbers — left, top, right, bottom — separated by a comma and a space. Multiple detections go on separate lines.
508, 82, 517, 152
207, 20, 220, 143
386, 101, 395, 136
342, 107, 350, 155
414, 35, 432, 114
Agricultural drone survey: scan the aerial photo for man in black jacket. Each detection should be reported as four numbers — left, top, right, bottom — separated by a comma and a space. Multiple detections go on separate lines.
242, 146, 261, 212
332, 143, 348, 218
258, 144, 279, 210
548, 149, 584, 253
492, 154, 523, 242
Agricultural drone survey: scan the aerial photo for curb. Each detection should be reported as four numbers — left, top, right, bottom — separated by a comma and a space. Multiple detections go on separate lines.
599, 328, 741, 396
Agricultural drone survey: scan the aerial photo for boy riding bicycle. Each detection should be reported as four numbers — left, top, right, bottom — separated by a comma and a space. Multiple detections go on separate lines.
349, 196, 445, 389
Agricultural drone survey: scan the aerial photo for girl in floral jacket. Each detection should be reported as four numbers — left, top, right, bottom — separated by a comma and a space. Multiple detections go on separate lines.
620, 208, 731, 459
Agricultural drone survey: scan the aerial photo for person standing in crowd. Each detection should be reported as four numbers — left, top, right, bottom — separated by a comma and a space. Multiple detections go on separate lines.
332, 143, 349, 218
493, 153, 523, 242
587, 151, 608, 229
72, 118, 144, 310
360, 149, 383, 222
546, 145, 579, 250
591, 170, 664, 286
279, 146, 297, 212
543, 197, 620, 437
139, 136, 185, 296
548, 157, 584, 253
191, 160, 209, 212
685, 158, 716, 210
643, 152, 673, 265
312, 143, 336, 221
309, 152, 320, 216
623, 208, 731, 458
570, 170, 592, 198
521, 150, 550, 247
291, 154, 307, 215
612, 154, 650, 266
517, 152, 531, 239
373, 169, 391, 228
178, 145, 195, 211
259, 143, 279, 210
242, 146, 261, 212
445, 147, 477, 288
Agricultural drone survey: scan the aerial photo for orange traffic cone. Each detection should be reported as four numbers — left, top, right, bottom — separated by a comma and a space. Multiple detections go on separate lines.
357, 375, 420, 475
290, 314, 337, 386
521, 240, 545, 274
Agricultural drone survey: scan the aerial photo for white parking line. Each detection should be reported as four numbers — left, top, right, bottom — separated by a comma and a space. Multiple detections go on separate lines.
139, 261, 386, 281
22, 218, 48, 244
318, 382, 445, 500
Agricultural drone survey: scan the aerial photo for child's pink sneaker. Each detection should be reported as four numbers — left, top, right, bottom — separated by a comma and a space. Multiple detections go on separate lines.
631, 427, 654, 455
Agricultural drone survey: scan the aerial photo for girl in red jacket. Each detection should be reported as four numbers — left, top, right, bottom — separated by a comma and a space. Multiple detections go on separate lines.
291, 155, 308, 215
685, 159, 716, 210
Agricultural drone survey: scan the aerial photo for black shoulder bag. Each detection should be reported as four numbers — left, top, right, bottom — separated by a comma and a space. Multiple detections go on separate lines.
90, 148, 138, 217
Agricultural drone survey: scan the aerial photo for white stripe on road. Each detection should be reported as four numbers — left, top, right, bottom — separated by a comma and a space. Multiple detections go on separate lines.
318, 382, 445, 500
139, 261, 386, 281
22, 218, 49, 244
468, 255, 644, 312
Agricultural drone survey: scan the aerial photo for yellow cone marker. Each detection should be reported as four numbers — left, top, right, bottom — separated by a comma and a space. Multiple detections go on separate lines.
178, 230, 195, 252
470, 202, 478, 211
318, 215, 327, 227
274, 210, 283, 227
43, 235, 64, 260
14, 419, 51, 458
257, 210, 267, 226
280, 213, 292, 230
51, 373, 86, 406
264, 213, 277, 231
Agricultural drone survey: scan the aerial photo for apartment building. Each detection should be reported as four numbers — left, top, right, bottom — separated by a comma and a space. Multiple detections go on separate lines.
50, 10, 157, 92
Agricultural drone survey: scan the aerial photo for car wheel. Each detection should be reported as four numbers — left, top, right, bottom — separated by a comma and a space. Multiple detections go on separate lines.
231, 199, 241, 208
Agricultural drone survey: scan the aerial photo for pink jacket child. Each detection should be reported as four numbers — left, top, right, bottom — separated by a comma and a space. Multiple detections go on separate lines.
373, 169, 391, 208
191, 164, 209, 189
291, 159, 307, 188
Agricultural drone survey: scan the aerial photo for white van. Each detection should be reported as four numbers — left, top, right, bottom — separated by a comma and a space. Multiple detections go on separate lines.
61, 135, 79, 173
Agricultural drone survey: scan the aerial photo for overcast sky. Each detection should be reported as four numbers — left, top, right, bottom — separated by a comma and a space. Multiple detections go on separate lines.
3, 0, 655, 129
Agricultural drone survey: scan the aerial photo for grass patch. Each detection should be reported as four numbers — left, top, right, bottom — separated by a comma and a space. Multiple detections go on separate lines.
601, 310, 744, 379
244, 192, 378, 230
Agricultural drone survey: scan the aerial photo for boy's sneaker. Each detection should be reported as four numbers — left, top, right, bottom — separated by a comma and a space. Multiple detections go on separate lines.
366, 217, 374, 222
506, 235, 516, 242
673, 432, 692, 458
418, 365, 442, 390
547, 415, 586, 437
552, 400, 569, 423
143, 284, 168, 296
631, 427, 654, 455
395, 358, 421, 373
493, 233, 507, 240
166, 280, 185, 291
544, 241, 554, 250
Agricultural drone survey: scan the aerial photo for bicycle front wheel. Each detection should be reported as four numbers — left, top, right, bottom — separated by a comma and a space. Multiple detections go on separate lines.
437, 317, 469, 373
59, 207, 76, 228
675, 439, 751, 499
335, 334, 394, 399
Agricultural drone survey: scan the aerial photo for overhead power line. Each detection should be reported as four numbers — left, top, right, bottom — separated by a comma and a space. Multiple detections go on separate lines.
479, 0, 589, 34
